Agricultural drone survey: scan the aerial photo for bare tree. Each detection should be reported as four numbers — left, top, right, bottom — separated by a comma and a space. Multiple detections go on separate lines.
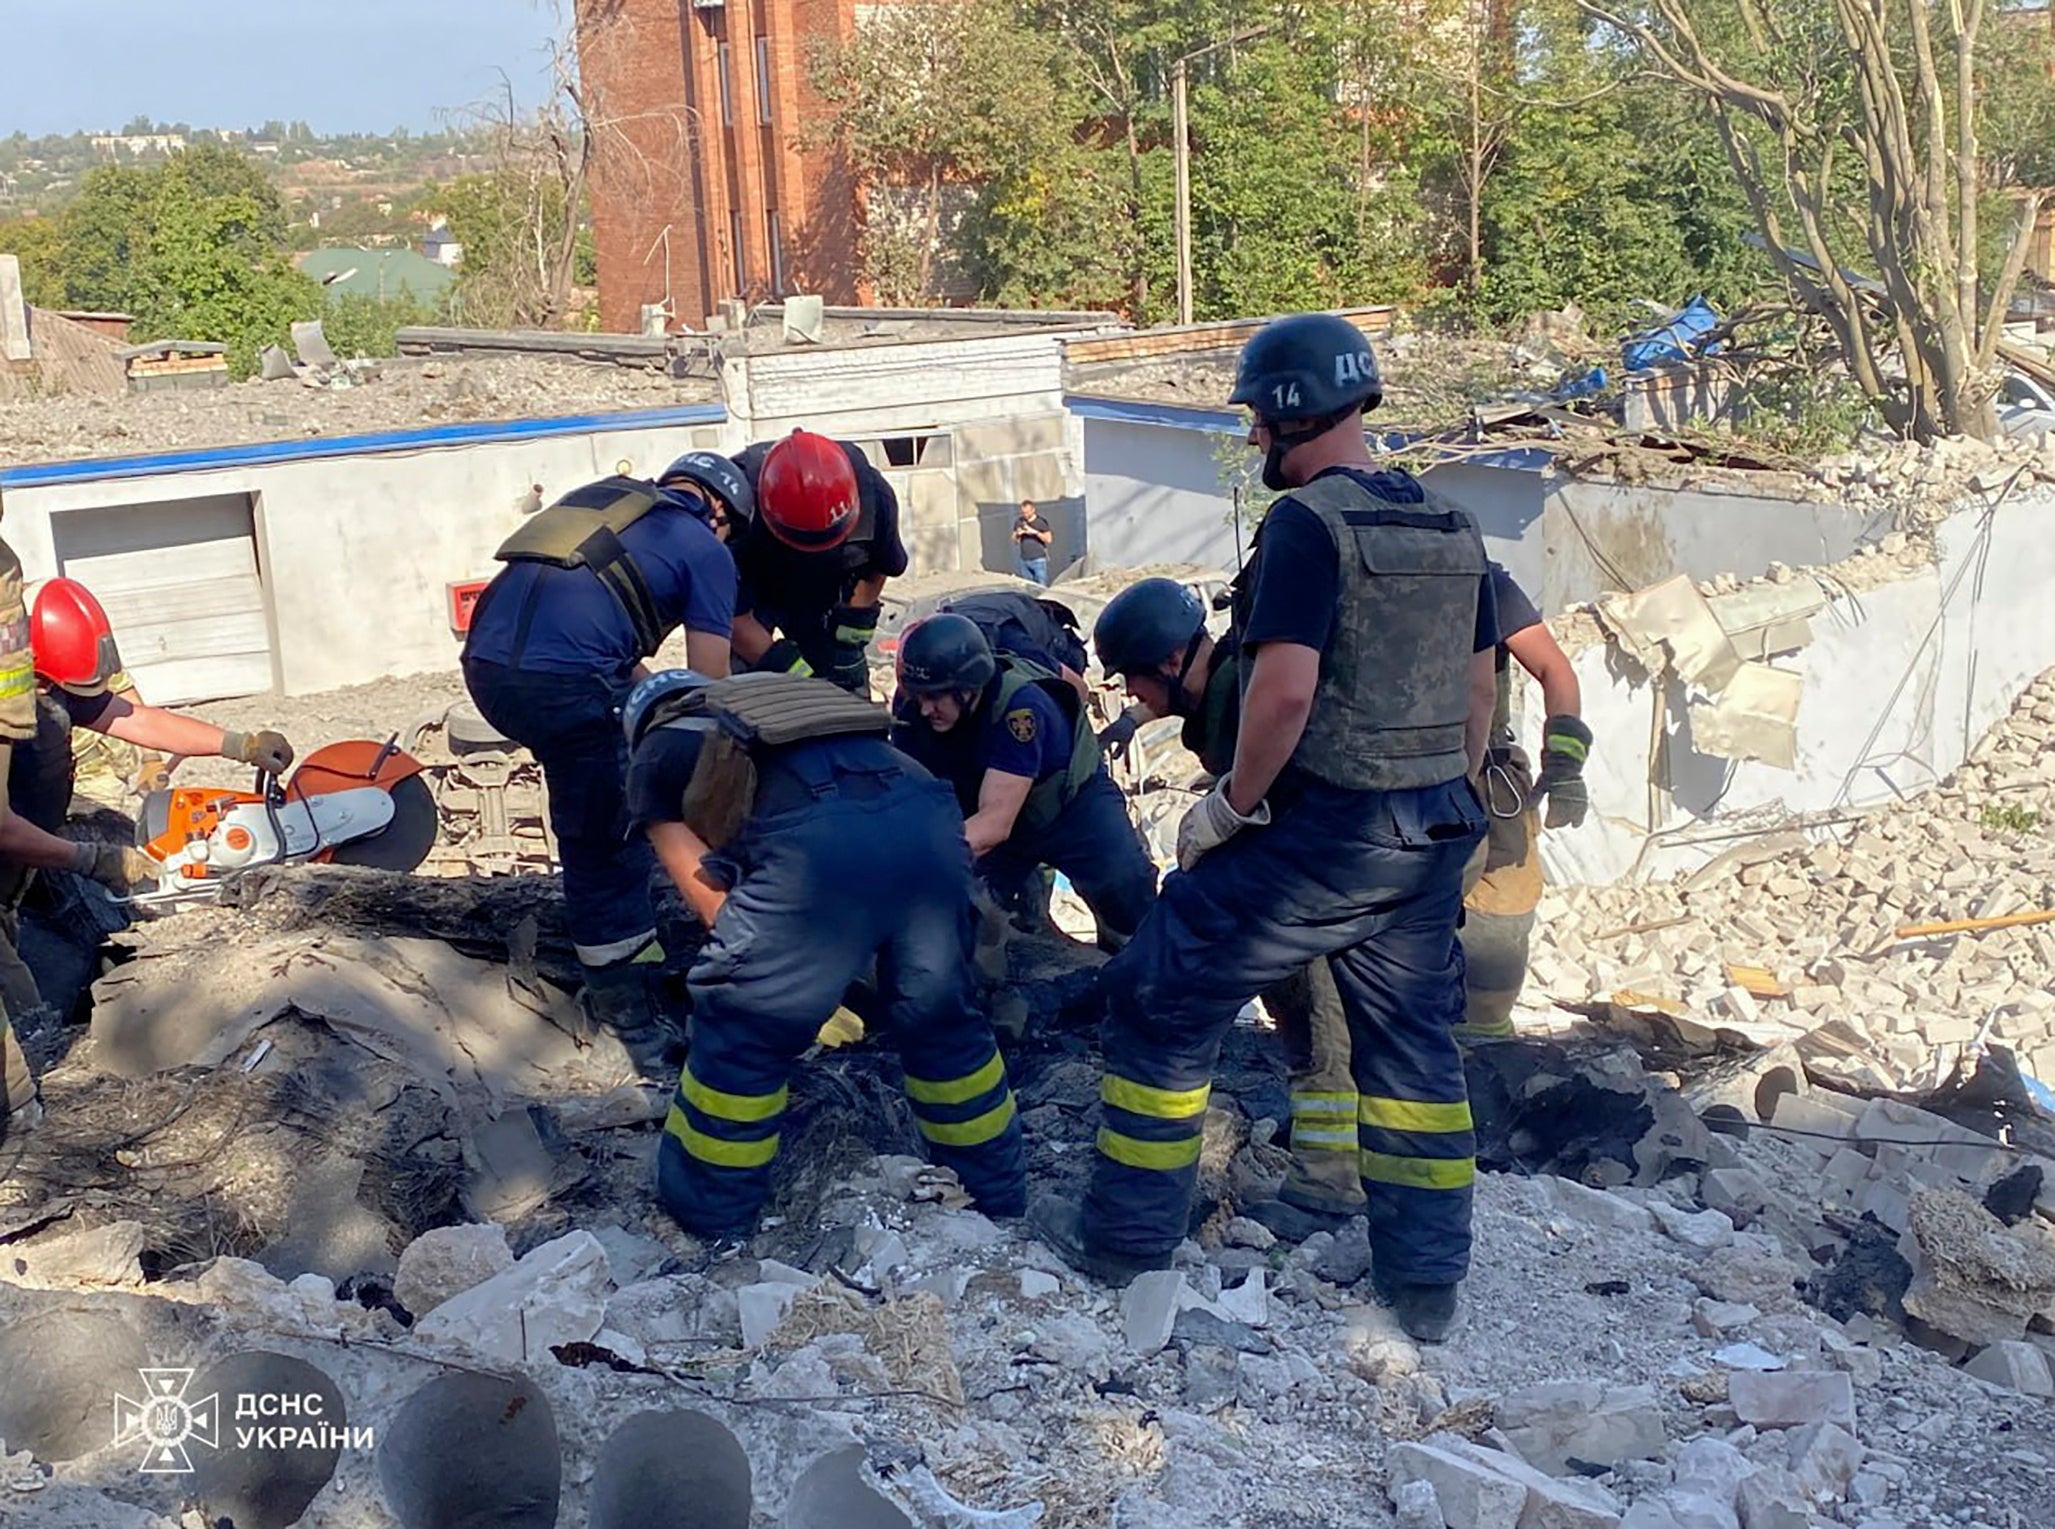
443, 0, 695, 329
1577, 0, 2046, 442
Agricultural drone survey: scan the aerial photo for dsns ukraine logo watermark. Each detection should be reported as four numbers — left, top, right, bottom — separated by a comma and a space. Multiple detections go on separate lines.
113, 1364, 371, 1475
113, 1370, 219, 1474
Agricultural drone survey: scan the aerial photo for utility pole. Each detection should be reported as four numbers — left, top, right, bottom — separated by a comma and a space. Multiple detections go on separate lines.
1173, 58, 1193, 327
1171, 28, 1272, 330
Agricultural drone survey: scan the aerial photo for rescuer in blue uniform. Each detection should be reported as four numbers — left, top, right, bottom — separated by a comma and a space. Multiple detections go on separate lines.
461, 453, 749, 1067
727, 431, 909, 695
1032, 313, 1497, 1342
891, 613, 1157, 947
621, 668, 1027, 1237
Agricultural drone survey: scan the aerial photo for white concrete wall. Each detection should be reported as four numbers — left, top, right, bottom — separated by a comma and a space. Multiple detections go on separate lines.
0, 416, 725, 698
1537, 487, 2055, 886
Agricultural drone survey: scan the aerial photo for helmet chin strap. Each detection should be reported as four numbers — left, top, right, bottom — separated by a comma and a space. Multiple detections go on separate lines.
1164, 629, 1206, 716
1258, 407, 1357, 491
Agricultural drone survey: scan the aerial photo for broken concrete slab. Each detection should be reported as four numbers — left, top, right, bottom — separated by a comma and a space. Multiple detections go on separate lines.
1495, 1379, 1667, 1476
1544, 1176, 1658, 1235
378, 1371, 560, 1529
1183, 1343, 1242, 1412
412, 1229, 609, 1363
1727, 1370, 1857, 1431
256, 1155, 401, 1283
189, 1350, 345, 1529
1734, 1467, 1811, 1529
740, 1283, 803, 1350
393, 1222, 514, 1318
1122, 1269, 1188, 1357
1393, 1432, 1623, 1529
0, 1306, 153, 1461
1692, 1298, 1760, 1336
1962, 1338, 2055, 1395
1394, 1477, 1446, 1529
1, 1219, 145, 1289
783, 1445, 916, 1529
1650, 1201, 1736, 1252
590, 1410, 754, 1529
1900, 1186, 2055, 1345
1785, 1420, 1863, 1503
1216, 1270, 1269, 1328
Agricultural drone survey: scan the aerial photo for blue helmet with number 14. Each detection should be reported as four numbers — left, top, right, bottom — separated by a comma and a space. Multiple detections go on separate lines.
1227, 312, 1383, 426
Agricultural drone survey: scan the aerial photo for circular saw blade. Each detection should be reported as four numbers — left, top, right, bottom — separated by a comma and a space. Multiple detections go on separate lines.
326, 774, 439, 873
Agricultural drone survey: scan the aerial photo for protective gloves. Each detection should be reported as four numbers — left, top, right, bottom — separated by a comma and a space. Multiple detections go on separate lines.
758, 638, 814, 678
827, 604, 879, 694
1097, 707, 1142, 763
223, 729, 295, 776
71, 842, 160, 892
1529, 714, 1592, 829
1175, 773, 1271, 872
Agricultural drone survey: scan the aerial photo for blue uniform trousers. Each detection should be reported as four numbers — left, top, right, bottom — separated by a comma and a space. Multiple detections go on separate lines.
657, 752, 1027, 1235
462, 659, 655, 963
977, 768, 1159, 941
1083, 774, 1485, 1284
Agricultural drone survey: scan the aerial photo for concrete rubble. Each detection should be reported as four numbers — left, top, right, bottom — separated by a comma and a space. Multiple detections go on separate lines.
5, 647, 2055, 1525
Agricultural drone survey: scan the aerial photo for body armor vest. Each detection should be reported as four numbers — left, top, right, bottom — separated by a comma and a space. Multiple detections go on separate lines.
986, 658, 1099, 832
494, 477, 673, 657
649, 671, 890, 849
1280, 473, 1486, 792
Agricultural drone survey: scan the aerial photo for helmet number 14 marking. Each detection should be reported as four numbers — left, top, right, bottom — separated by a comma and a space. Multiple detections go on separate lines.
1271, 382, 1300, 410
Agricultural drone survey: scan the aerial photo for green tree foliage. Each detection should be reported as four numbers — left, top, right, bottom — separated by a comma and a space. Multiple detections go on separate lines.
0, 215, 67, 308
36, 147, 320, 378
322, 290, 435, 359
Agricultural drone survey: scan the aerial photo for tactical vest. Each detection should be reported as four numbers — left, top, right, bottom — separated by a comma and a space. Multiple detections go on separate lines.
648, 671, 891, 849
0, 693, 76, 909
494, 477, 674, 658
985, 658, 1099, 832
1281, 473, 1486, 792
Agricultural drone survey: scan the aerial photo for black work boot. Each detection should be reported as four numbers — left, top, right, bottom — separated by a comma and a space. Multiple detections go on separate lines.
1375, 1277, 1462, 1344
580, 954, 683, 1081
1243, 1198, 1354, 1244
1027, 1196, 1170, 1287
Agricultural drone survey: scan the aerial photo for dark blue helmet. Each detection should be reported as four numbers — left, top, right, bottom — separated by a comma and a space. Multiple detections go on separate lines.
1093, 578, 1206, 676
899, 613, 996, 696
621, 668, 714, 748
657, 451, 754, 524
1228, 313, 1382, 425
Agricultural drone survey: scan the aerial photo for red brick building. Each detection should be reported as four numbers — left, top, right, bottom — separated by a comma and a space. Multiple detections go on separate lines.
576, 0, 862, 334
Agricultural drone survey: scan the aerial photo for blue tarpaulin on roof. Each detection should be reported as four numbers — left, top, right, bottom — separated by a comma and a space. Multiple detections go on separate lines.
1622, 296, 1720, 373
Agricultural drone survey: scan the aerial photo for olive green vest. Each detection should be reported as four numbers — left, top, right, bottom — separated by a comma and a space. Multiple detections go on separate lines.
986, 659, 1099, 832
1285, 473, 1486, 791
495, 477, 670, 657
649, 671, 891, 849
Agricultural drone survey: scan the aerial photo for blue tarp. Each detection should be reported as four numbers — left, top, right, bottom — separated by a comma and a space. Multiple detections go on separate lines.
1622, 296, 1721, 373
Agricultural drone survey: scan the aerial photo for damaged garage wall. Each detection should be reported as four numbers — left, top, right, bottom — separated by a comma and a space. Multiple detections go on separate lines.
1537, 484, 2055, 886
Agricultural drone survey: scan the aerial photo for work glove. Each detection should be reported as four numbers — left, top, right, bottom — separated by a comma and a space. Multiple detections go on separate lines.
1529, 714, 1593, 829
1097, 707, 1142, 763
128, 758, 172, 796
827, 604, 880, 695
1175, 773, 1270, 872
71, 842, 160, 893
223, 729, 295, 777
758, 638, 814, 679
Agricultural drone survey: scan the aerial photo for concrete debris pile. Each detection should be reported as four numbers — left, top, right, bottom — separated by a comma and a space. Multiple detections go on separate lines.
1524, 665, 2055, 1093
0, 355, 710, 464
6, 1145, 2054, 1527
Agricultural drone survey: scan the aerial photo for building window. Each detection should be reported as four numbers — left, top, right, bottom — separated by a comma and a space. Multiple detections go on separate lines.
767, 210, 785, 294
756, 37, 773, 125
718, 43, 734, 126
731, 210, 747, 288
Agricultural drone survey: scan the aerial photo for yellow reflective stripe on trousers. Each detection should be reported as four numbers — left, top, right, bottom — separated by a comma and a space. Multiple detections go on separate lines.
1357, 1096, 1474, 1134
905, 1051, 1004, 1107
1102, 1075, 1211, 1120
665, 1103, 781, 1167
915, 1093, 1016, 1147
1291, 1090, 1357, 1111
0, 662, 32, 701
1359, 1149, 1475, 1190
1097, 1127, 1203, 1171
681, 1069, 788, 1124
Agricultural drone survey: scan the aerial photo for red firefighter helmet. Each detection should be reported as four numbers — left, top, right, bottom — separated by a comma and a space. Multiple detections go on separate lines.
31, 578, 123, 698
756, 430, 859, 552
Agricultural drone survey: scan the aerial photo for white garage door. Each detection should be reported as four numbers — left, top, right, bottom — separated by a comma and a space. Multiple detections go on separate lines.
52, 493, 274, 705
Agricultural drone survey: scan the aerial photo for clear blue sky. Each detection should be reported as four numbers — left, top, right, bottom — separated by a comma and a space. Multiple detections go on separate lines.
4, 1, 564, 136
